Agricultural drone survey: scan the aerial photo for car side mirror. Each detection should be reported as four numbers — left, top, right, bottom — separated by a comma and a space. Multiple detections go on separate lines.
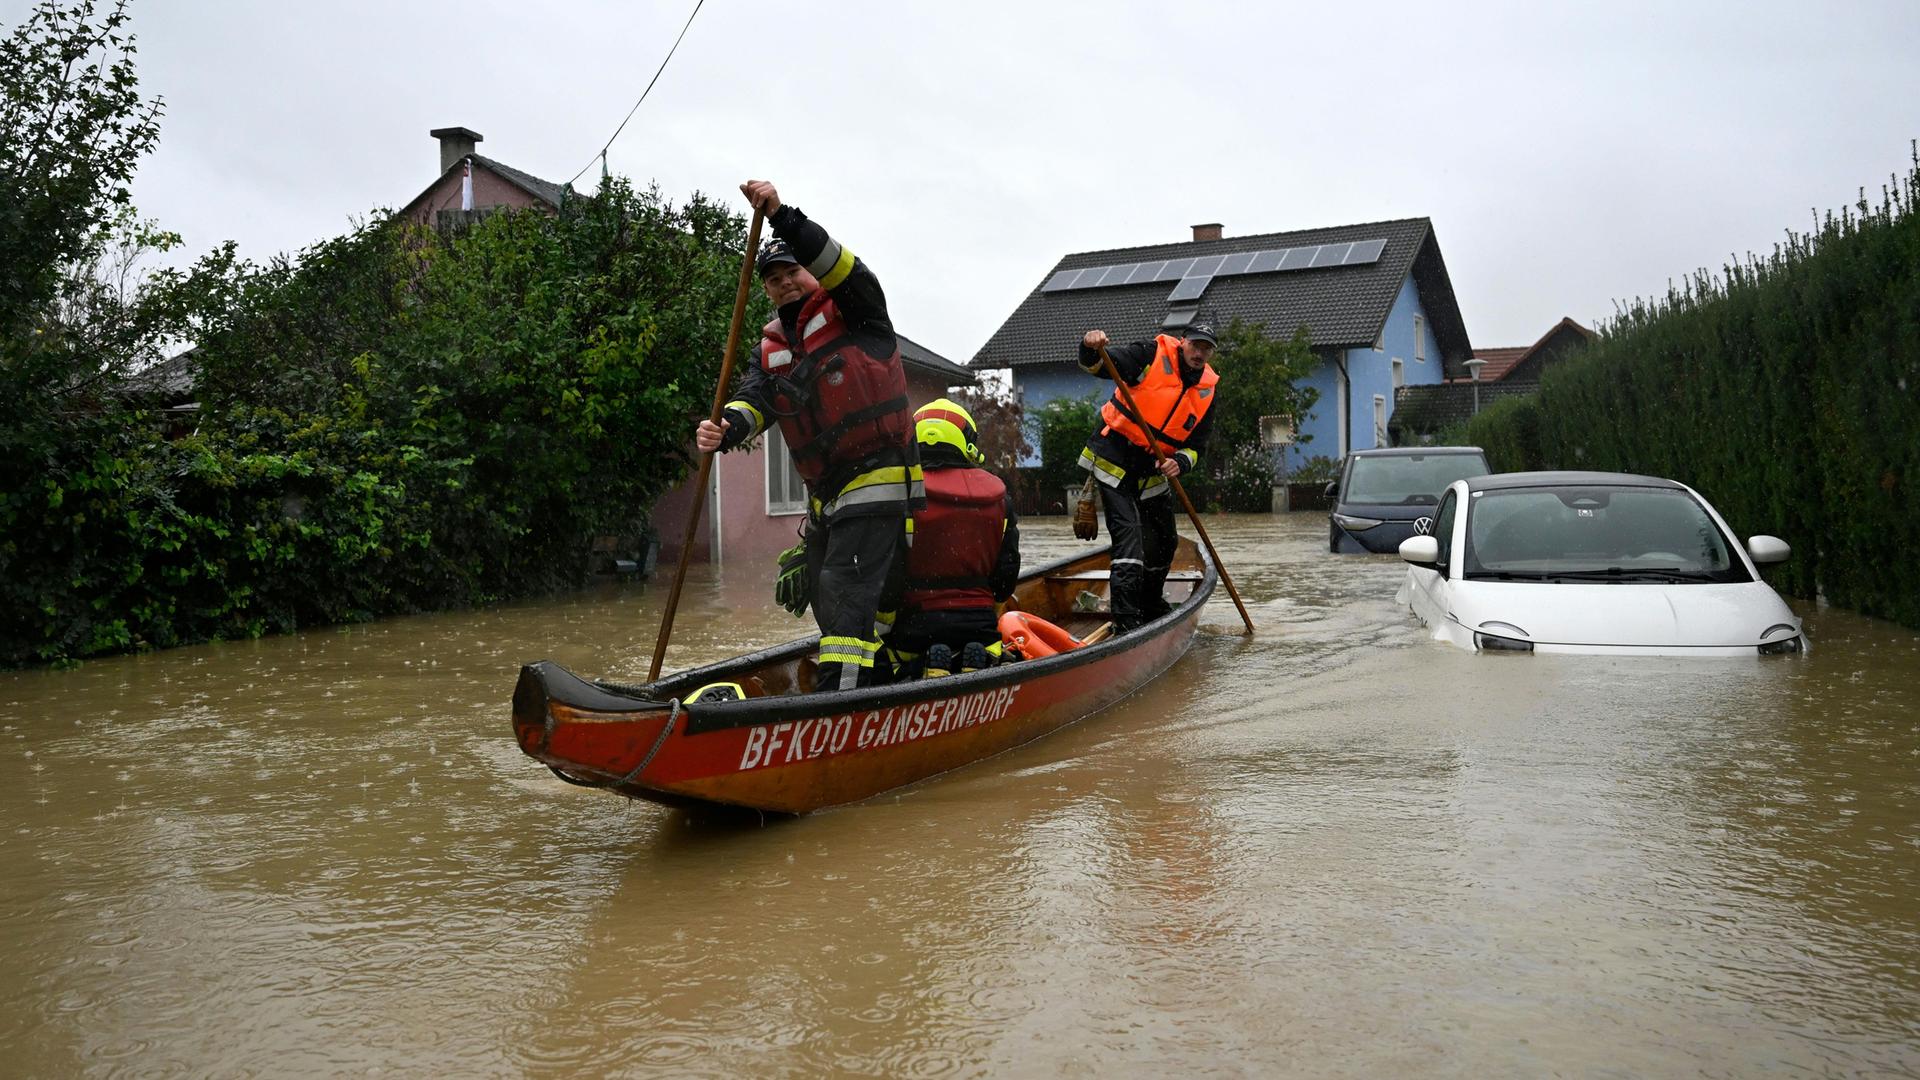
1323, 481, 1339, 499
1399, 536, 1440, 565
1747, 535, 1791, 564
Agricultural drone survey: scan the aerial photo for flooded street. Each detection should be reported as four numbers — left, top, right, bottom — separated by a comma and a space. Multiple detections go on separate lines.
3, 513, 1918, 1076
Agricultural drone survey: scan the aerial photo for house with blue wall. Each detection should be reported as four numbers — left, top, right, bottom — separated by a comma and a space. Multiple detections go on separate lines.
971, 219, 1474, 470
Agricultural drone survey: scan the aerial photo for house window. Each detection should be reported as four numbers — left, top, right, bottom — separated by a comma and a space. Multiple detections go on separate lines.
1413, 315, 1426, 361
765, 425, 807, 515
1373, 394, 1388, 448
1392, 358, 1405, 390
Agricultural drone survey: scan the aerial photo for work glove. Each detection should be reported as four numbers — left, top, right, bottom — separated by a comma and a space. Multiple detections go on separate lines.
1072, 476, 1100, 541
774, 540, 810, 617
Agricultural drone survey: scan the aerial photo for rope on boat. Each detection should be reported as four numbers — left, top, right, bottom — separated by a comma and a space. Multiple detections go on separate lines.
545, 698, 683, 791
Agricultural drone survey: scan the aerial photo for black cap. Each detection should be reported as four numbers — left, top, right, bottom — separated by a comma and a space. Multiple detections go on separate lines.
756, 237, 800, 276
1184, 322, 1217, 345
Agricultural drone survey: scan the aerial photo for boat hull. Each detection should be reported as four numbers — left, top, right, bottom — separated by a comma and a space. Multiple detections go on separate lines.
512, 540, 1213, 814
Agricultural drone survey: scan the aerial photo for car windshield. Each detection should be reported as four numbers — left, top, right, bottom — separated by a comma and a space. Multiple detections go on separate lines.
1462, 485, 1750, 583
1343, 453, 1489, 505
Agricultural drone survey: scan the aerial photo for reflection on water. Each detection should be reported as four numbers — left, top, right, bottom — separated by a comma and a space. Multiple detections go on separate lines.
2, 515, 1918, 1075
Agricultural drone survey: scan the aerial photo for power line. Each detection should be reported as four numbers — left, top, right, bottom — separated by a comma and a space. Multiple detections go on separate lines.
566, 0, 707, 188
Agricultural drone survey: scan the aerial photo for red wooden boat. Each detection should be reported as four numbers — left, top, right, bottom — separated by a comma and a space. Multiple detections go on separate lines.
511, 538, 1215, 814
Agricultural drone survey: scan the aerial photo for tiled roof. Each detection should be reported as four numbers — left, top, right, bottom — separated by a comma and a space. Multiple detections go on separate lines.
1389, 381, 1537, 436
1450, 318, 1592, 386
972, 216, 1473, 375
1466, 346, 1527, 382
898, 332, 976, 386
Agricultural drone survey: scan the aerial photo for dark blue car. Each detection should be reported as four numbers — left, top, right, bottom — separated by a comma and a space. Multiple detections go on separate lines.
1327, 447, 1491, 554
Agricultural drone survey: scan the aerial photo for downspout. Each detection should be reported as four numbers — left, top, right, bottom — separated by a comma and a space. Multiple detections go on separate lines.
1335, 351, 1352, 458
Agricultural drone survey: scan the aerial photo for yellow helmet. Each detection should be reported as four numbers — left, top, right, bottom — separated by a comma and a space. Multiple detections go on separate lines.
913, 398, 984, 465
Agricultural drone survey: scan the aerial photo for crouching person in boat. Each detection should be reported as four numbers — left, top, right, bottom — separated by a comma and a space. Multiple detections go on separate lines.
884, 399, 1021, 679
1077, 323, 1218, 634
695, 180, 922, 692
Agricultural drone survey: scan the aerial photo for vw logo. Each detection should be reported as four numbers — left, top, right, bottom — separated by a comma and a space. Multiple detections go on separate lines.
1412, 516, 1435, 536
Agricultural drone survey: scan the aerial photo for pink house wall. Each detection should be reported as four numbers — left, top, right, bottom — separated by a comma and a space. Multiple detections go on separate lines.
401, 167, 546, 225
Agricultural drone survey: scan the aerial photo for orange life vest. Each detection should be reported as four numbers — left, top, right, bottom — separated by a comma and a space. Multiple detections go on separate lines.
758, 291, 911, 483
902, 467, 1006, 614
1099, 334, 1219, 455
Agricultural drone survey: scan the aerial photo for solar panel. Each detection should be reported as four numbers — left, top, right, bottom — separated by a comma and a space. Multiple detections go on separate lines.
1072, 266, 1112, 289
1044, 238, 1390, 295
1155, 257, 1195, 282
1274, 245, 1320, 269
1343, 238, 1387, 265
1311, 243, 1352, 268
1216, 252, 1254, 276
1247, 249, 1284, 273
1167, 276, 1210, 302
1162, 307, 1199, 328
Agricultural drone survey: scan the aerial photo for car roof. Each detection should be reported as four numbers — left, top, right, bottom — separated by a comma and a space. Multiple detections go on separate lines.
1348, 446, 1484, 458
1463, 470, 1685, 492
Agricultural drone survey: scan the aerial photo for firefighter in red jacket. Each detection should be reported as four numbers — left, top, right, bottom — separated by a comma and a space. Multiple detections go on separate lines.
886, 399, 1020, 678
1077, 323, 1219, 633
696, 180, 922, 691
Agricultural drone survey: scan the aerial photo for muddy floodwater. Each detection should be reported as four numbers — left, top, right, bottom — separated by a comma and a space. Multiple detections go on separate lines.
3, 514, 1918, 1076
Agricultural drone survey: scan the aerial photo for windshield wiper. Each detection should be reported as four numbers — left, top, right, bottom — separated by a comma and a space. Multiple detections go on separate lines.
1541, 567, 1716, 583
1463, 570, 1555, 581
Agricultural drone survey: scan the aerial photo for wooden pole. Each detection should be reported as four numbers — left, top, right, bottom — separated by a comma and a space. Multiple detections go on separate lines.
649, 208, 765, 680
1096, 343, 1256, 635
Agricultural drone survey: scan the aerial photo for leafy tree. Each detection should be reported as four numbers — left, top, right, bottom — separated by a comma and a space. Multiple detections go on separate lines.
1032, 391, 1103, 498
948, 382, 1031, 473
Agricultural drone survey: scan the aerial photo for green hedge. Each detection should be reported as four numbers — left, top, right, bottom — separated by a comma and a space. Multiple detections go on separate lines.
1467, 148, 1920, 626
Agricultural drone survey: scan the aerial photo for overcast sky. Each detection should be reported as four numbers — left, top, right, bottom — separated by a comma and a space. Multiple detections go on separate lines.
95, 0, 1920, 359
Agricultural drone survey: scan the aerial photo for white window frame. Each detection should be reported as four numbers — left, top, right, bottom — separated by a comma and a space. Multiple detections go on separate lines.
1372, 393, 1388, 448
1391, 357, 1405, 390
1413, 315, 1426, 361
764, 426, 808, 515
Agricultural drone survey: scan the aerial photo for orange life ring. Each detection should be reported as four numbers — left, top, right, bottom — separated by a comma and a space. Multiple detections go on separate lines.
998, 611, 1082, 659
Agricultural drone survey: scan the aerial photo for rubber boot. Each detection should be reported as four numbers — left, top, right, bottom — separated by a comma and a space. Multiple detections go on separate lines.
924, 643, 953, 678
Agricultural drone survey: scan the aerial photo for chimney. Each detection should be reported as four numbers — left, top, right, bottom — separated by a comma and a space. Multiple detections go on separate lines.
429, 126, 484, 174
1191, 222, 1223, 242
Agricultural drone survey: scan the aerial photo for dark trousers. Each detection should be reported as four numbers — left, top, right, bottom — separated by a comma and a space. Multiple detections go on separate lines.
807, 512, 905, 691
1100, 482, 1176, 629
886, 607, 998, 676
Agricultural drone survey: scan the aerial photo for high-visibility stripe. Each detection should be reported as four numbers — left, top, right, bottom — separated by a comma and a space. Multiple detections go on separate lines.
818, 651, 875, 666
1175, 448, 1198, 471
813, 463, 924, 518
816, 243, 857, 290
1141, 476, 1171, 499
1079, 447, 1126, 488
1112, 557, 1145, 566
725, 400, 765, 437
766, 348, 793, 369
803, 312, 829, 339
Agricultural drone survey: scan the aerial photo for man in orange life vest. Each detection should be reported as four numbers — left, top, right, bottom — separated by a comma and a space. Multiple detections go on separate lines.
1077, 323, 1219, 633
886, 398, 1021, 678
696, 180, 922, 691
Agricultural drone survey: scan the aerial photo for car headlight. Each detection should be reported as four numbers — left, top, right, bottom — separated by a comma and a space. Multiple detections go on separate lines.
1332, 513, 1383, 531
1757, 624, 1803, 655
1474, 622, 1533, 653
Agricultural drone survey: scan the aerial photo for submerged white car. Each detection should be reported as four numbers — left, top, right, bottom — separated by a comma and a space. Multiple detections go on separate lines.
1398, 471, 1806, 656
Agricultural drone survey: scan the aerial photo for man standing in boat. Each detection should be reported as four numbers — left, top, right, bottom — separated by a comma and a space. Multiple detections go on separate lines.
885, 398, 1021, 679
695, 180, 921, 691
1076, 323, 1218, 634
